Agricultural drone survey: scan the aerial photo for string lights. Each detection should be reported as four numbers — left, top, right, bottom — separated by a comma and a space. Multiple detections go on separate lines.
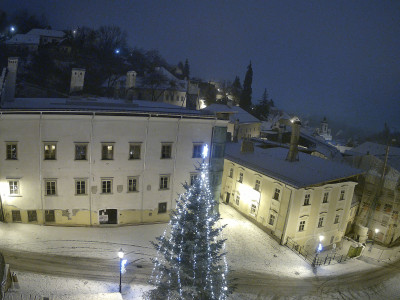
149, 144, 229, 299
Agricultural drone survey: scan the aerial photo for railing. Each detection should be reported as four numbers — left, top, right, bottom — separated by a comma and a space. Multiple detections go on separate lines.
286, 237, 349, 266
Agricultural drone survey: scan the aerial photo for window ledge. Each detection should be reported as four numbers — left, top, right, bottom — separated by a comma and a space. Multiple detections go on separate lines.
75, 194, 88, 196
9, 195, 22, 197
159, 188, 170, 191
127, 191, 139, 193
100, 193, 113, 195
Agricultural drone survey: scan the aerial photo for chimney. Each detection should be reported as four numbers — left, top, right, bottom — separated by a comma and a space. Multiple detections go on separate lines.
286, 117, 302, 162
241, 138, 254, 153
70, 68, 85, 94
125, 71, 137, 90
3, 57, 18, 102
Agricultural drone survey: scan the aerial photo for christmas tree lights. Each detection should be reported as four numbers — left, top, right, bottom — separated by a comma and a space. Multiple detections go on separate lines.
149, 144, 230, 299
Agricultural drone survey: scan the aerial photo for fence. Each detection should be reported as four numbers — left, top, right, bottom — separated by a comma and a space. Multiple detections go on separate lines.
286, 237, 349, 267
3, 294, 50, 300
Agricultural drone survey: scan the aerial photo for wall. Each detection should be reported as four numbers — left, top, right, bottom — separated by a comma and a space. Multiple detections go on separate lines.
0, 113, 226, 226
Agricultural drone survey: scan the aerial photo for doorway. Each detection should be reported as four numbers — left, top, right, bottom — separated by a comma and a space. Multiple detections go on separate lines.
226, 192, 230, 204
99, 209, 118, 224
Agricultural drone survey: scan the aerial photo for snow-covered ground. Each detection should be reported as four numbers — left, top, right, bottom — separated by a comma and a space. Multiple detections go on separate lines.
0, 204, 398, 299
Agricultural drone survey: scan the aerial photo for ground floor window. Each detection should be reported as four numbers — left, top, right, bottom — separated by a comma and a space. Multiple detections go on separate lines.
269, 214, 275, 226
12, 210, 21, 222
45, 210, 55, 222
158, 202, 167, 214
28, 210, 37, 222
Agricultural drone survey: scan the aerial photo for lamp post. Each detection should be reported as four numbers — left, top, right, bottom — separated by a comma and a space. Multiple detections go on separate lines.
374, 228, 379, 245
313, 235, 324, 267
118, 248, 124, 293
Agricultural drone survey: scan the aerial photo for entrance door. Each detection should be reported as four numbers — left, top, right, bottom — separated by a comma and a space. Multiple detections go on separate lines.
226, 192, 230, 204
99, 209, 118, 224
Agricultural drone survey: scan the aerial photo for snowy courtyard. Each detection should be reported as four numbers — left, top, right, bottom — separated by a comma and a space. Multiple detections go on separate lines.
1, 204, 400, 299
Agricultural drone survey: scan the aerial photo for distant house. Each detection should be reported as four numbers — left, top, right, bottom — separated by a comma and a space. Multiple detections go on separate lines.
221, 138, 362, 252
344, 142, 400, 245
25, 29, 65, 45
203, 104, 261, 141
315, 117, 332, 141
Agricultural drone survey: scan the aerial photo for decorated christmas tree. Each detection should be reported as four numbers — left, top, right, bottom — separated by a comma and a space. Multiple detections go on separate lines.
148, 145, 230, 300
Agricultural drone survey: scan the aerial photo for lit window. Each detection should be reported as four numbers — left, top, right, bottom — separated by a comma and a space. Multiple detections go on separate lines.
190, 173, 198, 186
254, 179, 261, 191
9, 180, 19, 195
75, 179, 86, 195
235, 195, 240, 206
128, 176, 138, 192
6, 143, 17, 160
158, 202, 167, 214
44, 143, 57, 160
323, 192, 329, 203
45, 180, 57, 196
273, 188, 280, 201
304, 194, 310, 206
101, 179, 112, 194
269, 214, 275, 226
339, 190, 345, 201
334, 214, 340, 224
318, 217, 324, 228
192, 144, 204, 158
75, 144, 87, 160
229, 168, 233, 178
160, 175, 170, 190
161, 144, 172, 159
299, 220, 306, 231
102, 144, 114, 160
238, 172, 243, 183
129, 144, 141, 160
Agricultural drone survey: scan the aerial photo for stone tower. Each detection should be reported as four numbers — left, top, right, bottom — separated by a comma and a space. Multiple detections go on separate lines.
70, 68, 85, 93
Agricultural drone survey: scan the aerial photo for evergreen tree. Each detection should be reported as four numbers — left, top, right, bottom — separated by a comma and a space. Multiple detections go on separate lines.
253, 88, 272, 120
149, 147, 230, 300
239, 62, 253, 111
231, 76, 242, 105
183, 58, 190, 79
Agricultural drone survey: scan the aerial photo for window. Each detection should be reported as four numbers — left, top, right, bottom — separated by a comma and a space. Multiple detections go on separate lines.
299, 220, 306, 231
235, 195, 240, 206
101, 179, 112, 194
44, 143, 56, 160
384, 204, 393, 213
12, 210, 21, 222
28, 210, 37, 222
6, 143, 17, 160
75, 144, 87, 160
323, 192, 329, 203
211, 144, 224, 158
102, 144, 114, 160
304, 194, 310, 206
45, 210, 55, 222
192, 144, 204, 158
190, 173, 198, 186
318, 217, 324, 228
334, 214, 340, 224
158, 202, 167, 214
9, 180, 19, 195
250, 204, 257, 215
128, 177, 138, 192
254, 179, 261, 191
161, 144, 172, 159
273, 188, 281, 201
129, 143, 141, 160
269, 214, 275, 226
238, 172, 243, 183
339, 190, 345, 201
160, 175, 170, 190
45, 180, 57, 196
75, 179, 87, 195
229, 168, 233, 178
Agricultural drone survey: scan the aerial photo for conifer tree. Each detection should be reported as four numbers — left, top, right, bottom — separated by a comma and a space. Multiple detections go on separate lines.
231, 76, 242, 105
183, 58, 190, 79
149, 146, 230, 300
239, 62, 253, 111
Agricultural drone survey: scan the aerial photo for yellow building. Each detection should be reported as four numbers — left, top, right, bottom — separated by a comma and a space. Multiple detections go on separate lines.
221, 141, 362, 252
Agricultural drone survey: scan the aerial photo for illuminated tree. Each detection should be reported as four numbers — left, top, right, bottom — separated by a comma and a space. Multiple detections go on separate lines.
149, 146, 230, 300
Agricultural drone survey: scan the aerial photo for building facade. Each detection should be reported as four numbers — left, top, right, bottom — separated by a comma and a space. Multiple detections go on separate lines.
221, 141, 361, 252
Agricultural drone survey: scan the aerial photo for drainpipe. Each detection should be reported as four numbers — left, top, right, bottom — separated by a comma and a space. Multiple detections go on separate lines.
89, 112, 94, 226
170, 116, 182, 210
141, 115, 151, 223
39, 112, 44, 224
280, 185, 293, 245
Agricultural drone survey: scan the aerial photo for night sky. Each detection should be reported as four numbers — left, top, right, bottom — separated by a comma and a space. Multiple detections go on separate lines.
3, 0, 400, 133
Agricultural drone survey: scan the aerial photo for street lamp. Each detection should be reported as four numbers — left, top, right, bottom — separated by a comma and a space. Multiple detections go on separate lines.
118, 248, 124, 293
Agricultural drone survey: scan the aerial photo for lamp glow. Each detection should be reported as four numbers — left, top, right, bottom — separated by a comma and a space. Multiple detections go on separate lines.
118, 248, 124, 259
10, 26, 15, 32
202, 144, 209, 159
319, 235, 324, 242
375, 228, 379, 234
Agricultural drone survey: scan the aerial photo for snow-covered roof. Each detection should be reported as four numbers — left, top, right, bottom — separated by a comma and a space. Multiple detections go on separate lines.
299, 128, 342, 160
351, 142, 400, 156
1, 97, 213, 118
6, 34, 40, 45
225, 142, 362, 189
26, 29, 65, 38
203, 104, 260, 124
